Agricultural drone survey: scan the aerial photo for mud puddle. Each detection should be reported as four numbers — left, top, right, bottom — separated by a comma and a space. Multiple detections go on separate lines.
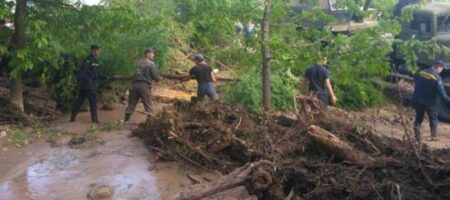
0, 131, 193, 200
0, 101, 216, 200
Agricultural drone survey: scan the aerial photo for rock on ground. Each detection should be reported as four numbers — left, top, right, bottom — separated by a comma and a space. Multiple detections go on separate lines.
87, 185, 114, 200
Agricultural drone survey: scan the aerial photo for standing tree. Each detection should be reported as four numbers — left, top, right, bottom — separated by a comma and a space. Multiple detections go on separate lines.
262, 0, 272, 111
9, 0, 27, 111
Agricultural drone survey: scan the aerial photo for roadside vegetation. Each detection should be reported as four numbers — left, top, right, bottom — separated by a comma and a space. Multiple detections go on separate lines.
1, 0, 449, 112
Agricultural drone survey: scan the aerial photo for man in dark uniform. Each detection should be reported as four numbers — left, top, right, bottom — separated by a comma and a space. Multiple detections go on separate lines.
300, 59, 337, 106
70, 44, 107, 123
124, 48, 161, 122
412, 60, 450, 142
186, 53, 219, 101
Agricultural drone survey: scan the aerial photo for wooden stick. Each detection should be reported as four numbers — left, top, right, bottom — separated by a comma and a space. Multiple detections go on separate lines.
174, 160, 272, 200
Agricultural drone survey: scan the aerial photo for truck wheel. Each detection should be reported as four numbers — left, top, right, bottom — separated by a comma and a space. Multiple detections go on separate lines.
438, 99, 450, 122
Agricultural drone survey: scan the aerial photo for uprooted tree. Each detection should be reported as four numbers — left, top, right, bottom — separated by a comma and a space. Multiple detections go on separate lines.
134, 99, 450, 199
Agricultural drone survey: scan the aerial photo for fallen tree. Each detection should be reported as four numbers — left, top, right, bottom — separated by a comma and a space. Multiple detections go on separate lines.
175, 160, 272, 200
134, 98, 450, 199
110, 74, 236, 82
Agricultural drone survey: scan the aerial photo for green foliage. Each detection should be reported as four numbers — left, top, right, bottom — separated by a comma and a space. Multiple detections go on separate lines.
225, 69, 298, 111
5, 0, 446, 111
222, 0, 402, 110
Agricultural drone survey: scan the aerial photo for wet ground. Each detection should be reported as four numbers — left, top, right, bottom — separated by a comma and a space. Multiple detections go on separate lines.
0, 101, 216, 200
1, 84, 450, 199
375, 121, 450, 149
354, 107, 450, 149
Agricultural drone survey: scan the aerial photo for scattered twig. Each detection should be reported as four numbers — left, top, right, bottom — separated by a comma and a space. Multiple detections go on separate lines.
234, 117, 243, 131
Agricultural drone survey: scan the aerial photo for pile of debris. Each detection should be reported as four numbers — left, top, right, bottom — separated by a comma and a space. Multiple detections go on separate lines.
0, 78, 60, 126
134, 98, 450, 200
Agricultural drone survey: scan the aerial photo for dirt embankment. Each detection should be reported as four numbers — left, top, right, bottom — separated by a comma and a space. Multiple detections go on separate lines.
134, 98, 450, 200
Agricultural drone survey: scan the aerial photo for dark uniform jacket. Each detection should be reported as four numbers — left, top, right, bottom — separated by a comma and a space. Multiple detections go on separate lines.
189, 63, 213, 85
305, 64, 329, 94
411, 68, 450, 109
77, 54, 106, 90
132, 59, 161, 86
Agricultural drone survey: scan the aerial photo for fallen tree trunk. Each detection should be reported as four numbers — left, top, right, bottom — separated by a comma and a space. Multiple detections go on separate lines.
110, 74, 236, 82
175, 160, 273, 200
390, 73, 450, 88
307, 125, 375, 165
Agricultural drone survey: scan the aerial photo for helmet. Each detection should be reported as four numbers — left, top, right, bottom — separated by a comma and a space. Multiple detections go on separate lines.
194, 53, 204, 62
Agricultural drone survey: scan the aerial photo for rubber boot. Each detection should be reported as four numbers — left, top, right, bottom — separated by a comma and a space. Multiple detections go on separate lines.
70, 109, 78, 122
91, 110, 100, 124
431, 128, 438, 141
124, 113, 131, 122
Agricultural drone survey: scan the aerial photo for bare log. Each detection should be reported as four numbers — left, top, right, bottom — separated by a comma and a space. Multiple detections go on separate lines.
110, 74, 236, 82
307, 125, 375, 165
174, 160, 272, 200
390, 73, 450, 88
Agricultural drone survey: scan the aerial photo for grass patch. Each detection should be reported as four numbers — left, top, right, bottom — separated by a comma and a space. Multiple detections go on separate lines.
100, 121, 126, 132
10, 127, 30, 147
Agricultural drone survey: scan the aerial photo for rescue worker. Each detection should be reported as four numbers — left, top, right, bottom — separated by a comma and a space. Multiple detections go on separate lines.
124, 48, 161, 122
300, 59, 337, 106
412, 60, 450, 142
70, 44, 107, 123
186, 53, 219, 101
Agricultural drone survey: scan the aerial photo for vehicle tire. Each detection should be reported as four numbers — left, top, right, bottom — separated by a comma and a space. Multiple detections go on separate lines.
438, 99, 450, 122
439, 78, 450, 122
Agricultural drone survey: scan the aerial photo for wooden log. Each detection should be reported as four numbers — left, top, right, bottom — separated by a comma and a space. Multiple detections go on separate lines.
390, 73, 450, 88
307, 125, 375, 165
110, 74, 236, 82
109, 75, 132, 81
174, 160, 272, 200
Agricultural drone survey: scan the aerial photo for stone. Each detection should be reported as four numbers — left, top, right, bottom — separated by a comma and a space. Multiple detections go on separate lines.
87, 185, 114, 200
0, 131, 7, 138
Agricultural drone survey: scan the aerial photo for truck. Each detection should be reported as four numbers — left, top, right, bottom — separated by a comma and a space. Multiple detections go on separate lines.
393, 1, 450, 121
289, 0, 379, 34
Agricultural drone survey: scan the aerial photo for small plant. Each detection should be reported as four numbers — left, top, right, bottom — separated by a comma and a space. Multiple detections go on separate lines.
10, 127, 29, 147
85, 125, 100, 140
101, 121, 126, 132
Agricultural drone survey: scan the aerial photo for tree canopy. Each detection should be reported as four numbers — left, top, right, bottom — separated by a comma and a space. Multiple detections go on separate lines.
1, 0, 447, 110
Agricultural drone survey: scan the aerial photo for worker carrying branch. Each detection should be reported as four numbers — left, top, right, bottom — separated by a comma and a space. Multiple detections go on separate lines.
300, 58, 337, 106
183, 53, 219, 101
70, 44, 108, 123
124, 48, 161, 123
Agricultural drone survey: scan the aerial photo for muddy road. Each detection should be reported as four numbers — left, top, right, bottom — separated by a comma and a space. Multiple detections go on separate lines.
0, 102, 215, 200
1, 85, 450, 199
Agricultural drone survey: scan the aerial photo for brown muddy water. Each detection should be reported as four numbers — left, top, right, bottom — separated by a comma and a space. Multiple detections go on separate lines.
0, 103, 216, 200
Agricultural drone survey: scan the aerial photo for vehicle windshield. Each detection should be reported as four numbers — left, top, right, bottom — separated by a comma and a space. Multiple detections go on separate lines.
410, 14, 431, 33
438, 14, 450, 32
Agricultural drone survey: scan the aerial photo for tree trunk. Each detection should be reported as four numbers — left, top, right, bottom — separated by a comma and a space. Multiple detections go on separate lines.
262, 0, 272, 111
307, 125, 375, 165
363, 0, 372, 11
9, 0, 28, 111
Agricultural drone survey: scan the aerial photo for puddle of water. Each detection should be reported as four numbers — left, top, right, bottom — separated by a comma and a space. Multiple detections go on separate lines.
0, 131, 198, 200
0, 102, 217, 200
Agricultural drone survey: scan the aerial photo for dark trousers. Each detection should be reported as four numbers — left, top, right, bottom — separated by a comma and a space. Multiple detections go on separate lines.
71, 89, 98, 122
126, 82, 152, 114
414, 104, 438, 141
